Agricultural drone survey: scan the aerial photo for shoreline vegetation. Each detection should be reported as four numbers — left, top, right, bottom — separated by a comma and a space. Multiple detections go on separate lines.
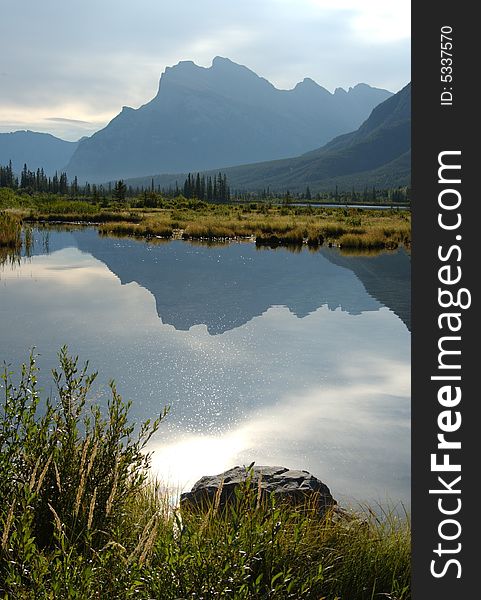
1, 187, 410, 252
0, 351, 411, 599
0, 211, 22, 249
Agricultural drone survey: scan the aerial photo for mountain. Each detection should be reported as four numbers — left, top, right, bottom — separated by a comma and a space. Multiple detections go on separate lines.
125, 82, 411, 193
66, 57, 392, 183
320, 247, 411, 330
218, 82, 411, 192
0, 131, 78, 175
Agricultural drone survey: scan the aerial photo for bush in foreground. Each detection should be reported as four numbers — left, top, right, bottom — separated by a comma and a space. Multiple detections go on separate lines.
1, 351, 410, 599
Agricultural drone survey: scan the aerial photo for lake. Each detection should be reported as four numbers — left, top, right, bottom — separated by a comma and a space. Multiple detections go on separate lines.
0, 227, 410, 508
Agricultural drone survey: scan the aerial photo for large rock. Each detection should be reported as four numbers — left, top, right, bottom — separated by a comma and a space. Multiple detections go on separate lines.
180, 465, 336, 515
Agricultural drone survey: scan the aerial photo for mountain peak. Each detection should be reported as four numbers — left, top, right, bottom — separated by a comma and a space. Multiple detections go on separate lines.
210, 56, 267, 83
296, 77, 318, 88
155, 56, 273, 100
212, 56, 236, 67
163, 59, 202, 78
173, 59, 198, 69
163, 57, 246, 80
293, 77, 330, 96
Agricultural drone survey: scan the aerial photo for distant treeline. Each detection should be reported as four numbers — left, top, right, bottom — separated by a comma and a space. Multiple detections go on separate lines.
183, 172, 230, 201
258, 184, 410, 204
0, 162, 232, 202
0, 161, 77, 195
0, 161, 410, 204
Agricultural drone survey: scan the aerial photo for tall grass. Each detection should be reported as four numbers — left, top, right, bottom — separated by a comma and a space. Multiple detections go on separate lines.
8, 191, 410, 249
0, 351, 411, 598
99, 219, 173, 238
0, 211, 22, 248
0, 212, 32, 268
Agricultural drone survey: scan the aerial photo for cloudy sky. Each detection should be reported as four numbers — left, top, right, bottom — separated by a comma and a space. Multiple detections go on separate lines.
0, 0, 410, 141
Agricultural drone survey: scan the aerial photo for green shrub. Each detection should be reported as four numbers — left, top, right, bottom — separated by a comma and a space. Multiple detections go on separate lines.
0, 349, 165, 595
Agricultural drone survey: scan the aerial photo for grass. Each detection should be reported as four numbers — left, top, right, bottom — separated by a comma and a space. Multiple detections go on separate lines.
0, 191, 411, 250
0, 350, 411, 599
0, 211, 33, 268
99, 219, 173, 238
97, 208, 410, 250
0, 211, 22, 249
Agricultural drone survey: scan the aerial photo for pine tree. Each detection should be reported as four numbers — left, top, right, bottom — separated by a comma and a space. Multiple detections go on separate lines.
59, 173, 68, 195
71, 176, 79, 196
195, 173, 201, 199
20, 164, 28, 188
113, 180, 127, 201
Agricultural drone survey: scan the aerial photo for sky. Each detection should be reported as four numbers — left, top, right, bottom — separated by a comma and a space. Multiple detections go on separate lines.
0, 0, 410, 141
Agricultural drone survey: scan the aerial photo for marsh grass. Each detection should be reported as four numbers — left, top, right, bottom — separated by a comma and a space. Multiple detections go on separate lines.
99, 219, 173, 238
0, 351, 411, 599
0, 211, 22, 248
338, 232, 390, 249
0, 212, 35, 268
9, 192, 410, 249
338, 221, 411, 250
32, 210, 141, 224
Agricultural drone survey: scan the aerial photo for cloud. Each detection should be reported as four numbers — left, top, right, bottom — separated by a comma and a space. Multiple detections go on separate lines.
0, 0, 410, 140
44, 117, 92, 125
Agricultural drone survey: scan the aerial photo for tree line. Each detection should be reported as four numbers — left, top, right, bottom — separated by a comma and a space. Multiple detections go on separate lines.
258, 184, 410, 204
182, 172, 230, 202
0, 163, 232, 203
0, 162, 75, 195
0, 161, 409, 205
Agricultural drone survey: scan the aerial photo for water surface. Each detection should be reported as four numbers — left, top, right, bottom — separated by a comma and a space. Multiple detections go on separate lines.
0, 227, 410, 506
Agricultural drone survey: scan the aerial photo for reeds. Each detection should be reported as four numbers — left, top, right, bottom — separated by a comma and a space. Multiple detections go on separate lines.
99, 219, 173, 238
0, 211, 22, 248
10, 192, 410, 249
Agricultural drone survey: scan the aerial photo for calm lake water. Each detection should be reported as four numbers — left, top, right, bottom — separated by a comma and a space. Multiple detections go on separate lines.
0, 227, 410, 507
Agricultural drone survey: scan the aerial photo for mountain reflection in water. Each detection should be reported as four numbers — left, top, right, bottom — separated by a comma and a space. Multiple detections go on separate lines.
0, 227, 410, 506
67, 229, 410, 333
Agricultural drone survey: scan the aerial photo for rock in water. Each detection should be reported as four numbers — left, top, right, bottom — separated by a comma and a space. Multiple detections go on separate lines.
180, 466, 336, 514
